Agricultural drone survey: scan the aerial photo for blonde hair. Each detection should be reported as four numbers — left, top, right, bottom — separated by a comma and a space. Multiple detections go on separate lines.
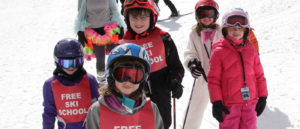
98, 84, 112, 96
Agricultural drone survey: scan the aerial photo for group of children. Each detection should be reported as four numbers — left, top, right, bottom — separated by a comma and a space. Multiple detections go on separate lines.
42, 0, 268, 129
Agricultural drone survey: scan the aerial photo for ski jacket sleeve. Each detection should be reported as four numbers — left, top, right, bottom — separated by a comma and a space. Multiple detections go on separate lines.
42, 77, 57, 129
253, 53, 268, 97
184, 30, 200, 71
151, 102, 165, 129
109, 0, 126, 28
207, 45, 223, 103
74, 0, 88, 33
162, 33, 185, 82
85, 101, 100, 129
87, 74, 100, 103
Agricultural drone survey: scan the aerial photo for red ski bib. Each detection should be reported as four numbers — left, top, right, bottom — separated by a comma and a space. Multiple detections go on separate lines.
100, 100, 155, 129
52, 75, 92, 123
120, 29, 167, 72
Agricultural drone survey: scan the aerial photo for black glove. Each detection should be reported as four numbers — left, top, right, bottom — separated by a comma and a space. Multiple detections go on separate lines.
256, 97, 267, 116
212, 101, 230, 122
188, 59, 202, 78
170, 79, 183, 99
77, 31, 87, 46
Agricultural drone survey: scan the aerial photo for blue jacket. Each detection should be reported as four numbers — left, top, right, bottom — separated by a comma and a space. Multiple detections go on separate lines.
42, 73, 99, 129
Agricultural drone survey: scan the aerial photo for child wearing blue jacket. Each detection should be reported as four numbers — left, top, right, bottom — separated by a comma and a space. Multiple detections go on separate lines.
42, 38, 99, 129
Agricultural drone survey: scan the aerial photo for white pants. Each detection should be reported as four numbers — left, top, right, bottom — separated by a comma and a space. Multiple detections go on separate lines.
183, 77, 209, 129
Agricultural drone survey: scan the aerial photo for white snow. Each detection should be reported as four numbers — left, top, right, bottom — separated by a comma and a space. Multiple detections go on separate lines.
0, 0, 299, 128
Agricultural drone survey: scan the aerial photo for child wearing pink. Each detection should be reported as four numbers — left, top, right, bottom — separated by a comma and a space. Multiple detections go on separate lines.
207, 8, 268, 129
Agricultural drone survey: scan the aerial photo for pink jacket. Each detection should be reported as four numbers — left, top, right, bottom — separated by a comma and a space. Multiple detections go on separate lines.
207, 37, 268, 106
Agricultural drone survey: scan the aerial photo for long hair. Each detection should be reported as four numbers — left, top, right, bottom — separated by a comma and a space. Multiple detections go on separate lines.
193, 19, 219, 37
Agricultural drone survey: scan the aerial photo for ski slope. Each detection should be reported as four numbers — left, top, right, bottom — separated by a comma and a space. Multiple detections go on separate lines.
0, 0, 299, 128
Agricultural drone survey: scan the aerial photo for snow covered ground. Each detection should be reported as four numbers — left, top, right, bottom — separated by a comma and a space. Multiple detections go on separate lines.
0, 0, 300, 128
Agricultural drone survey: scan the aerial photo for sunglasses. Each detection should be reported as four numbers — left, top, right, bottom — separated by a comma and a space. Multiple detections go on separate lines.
112, 66, 146, 84
197, 10, 216, 19
226, 15, 248, 27
58, 57, 83, 69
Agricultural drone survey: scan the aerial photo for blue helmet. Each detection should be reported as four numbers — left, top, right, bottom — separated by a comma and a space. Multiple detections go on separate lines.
54, 38, 84, 64
106, 43, 151, 75
106, 43, 151, 98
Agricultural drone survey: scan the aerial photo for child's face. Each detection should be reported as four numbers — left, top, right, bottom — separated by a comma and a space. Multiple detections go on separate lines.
197, 9, 215, 26
129, 11, 151, 34
226, 26, 246, 40
199, 17, 214, 26
62, 68, 78, 75
115, 81, 140, 97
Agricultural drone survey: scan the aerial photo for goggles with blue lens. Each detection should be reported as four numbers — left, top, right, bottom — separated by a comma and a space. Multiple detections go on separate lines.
58, 57, 83, 69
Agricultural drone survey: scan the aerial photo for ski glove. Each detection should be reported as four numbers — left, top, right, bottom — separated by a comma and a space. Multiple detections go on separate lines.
170, 79, 183, 99
212, 101, 230, 122
256, 97, 267, 116
77, 31, 87, 46
188, 59, 203, 78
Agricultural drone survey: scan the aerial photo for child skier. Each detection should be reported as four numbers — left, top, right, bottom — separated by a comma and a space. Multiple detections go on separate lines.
183, 0, 222, 128
154, 0, 178, 17
207, 8, 268, 129
120, 0, 185, 128
75, 0, 126, 86
42, 38, 99, 129
85, 43, 164, 129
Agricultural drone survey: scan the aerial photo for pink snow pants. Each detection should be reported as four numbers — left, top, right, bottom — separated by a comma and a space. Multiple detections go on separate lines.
219, 101, 257, 129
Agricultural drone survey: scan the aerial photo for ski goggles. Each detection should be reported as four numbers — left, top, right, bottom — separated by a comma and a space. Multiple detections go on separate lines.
58, 57, 83, 69
125, 0, 149, 6
225, 15, 248, 27
112, 65, 146, 84
126, 0, 149, 4
197, 10, 216, 19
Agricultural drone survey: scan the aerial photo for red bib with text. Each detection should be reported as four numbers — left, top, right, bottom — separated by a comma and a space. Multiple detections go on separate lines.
100, 100, 155, 129
120, 29, 167, 72
52, 75, 92, 123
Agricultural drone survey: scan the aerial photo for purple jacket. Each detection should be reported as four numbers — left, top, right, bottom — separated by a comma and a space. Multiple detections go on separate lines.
42, 73, 99, 129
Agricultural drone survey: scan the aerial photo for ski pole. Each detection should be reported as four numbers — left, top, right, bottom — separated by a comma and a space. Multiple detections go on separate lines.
173, 98, 176, 129
182, 78, 197, 129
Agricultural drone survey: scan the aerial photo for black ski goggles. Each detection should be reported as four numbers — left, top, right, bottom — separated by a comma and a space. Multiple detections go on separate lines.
197, 10, 216, 19
112, 65, 146, 84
